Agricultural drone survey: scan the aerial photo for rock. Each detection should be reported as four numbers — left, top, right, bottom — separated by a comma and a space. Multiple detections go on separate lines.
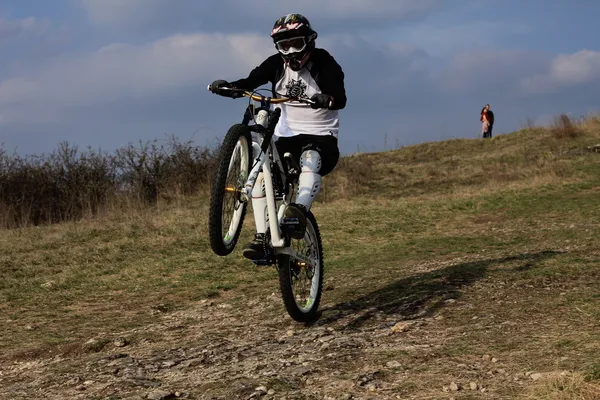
151, 304, 172, 313
146, 390, 174, 400
285, 330, 294, 337
254, 386, 268, 395
482, 354, 491, 361
357, 371, 381, 386
267, 389, 275, 395
291, 366, 312, 377
84, 338, 110, 352
491, 357, 498, 363
530, 373, 544, 381
114, 337, 129, 347
391, 322, 411, 333
83, 380, 95, 386
161, 360, 177, 368
41, 281, 55, 289
65, 377, 82, 386
24, 324, 38, 331
449, 382, 460, 391
469, 382, 478, 390
386, 361, 402, 369
319, 335, 335, 343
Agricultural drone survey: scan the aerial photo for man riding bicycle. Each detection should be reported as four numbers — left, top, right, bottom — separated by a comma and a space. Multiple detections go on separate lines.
209, 13, 346, 262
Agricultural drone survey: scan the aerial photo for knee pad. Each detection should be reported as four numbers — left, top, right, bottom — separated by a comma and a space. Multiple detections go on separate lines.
300, 149, 322, 173
297, 150, 322, 209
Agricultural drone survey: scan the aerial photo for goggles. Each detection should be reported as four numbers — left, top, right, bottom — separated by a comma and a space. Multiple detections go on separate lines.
275, 36, 308, 55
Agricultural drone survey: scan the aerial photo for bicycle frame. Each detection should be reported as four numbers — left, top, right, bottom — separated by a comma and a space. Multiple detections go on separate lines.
240, 98, 312, 265
243, 110, 289, 248
207, 84, 316, 265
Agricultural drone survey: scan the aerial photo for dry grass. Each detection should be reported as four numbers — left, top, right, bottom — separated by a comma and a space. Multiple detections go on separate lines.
526, 372, 600, 400
1, 113, 600, 398
321, 113, 600, 202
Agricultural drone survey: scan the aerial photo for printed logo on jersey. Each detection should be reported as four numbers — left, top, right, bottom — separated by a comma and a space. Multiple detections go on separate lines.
285, 78, 307, 99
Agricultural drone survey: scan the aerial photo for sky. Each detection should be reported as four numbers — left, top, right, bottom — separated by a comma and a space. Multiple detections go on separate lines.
1, 0, 600, 156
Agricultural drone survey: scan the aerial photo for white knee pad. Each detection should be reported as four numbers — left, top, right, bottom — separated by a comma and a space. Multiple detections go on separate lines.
296, 150, 322, 209
251, 172, 267, 233
300, 149, 322, 173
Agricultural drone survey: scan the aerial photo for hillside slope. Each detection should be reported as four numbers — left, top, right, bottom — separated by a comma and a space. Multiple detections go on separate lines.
1, 117, 600, 399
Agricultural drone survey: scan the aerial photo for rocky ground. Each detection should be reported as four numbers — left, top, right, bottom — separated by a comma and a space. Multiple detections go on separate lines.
4, 253, 591, 400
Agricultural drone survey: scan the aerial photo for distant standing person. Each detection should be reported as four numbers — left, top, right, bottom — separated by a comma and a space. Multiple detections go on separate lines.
480, 104, 494, 138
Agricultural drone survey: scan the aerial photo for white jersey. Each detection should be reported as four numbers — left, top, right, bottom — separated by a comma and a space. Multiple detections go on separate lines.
274, 67, 339, 138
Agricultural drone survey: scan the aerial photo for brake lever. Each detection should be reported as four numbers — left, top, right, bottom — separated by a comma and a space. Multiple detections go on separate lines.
297, 96, 333, 109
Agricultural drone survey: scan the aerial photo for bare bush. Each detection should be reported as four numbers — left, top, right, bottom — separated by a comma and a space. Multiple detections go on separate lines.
0, 136, 218, 229
550, 114, 583, 139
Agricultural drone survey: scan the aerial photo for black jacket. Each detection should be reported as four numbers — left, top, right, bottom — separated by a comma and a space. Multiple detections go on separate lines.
230, 49, 347, 110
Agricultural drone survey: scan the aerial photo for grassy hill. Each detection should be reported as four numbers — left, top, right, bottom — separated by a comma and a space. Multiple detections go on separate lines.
1, 115, 600, 399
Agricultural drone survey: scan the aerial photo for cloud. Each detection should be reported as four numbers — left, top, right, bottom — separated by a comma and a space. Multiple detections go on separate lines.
0, 16, 43, 41
399, 19, 532, 57
0, 30, 439, 154
436, 49, 549, 95
1, 31, 435, 127
79, 0, 442, 33
0, 33, 272, 125
2, 14, 600, 157
519, 50, 600, 94
321, 34, 433, 110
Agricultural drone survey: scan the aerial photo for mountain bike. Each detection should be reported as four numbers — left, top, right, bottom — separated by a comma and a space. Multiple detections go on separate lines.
206, 83, 324, 322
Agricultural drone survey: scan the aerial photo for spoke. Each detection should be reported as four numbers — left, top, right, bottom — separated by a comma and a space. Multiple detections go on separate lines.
290, 221, 319, 311
220, 137, 249, 245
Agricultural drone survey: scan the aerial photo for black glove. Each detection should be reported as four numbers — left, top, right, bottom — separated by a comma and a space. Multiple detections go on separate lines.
209, 80, 242, 98
310, 93, 334, 109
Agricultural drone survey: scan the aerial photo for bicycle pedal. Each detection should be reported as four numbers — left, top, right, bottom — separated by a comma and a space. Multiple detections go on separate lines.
252, 258, 273, 266
281, 217, 301, 226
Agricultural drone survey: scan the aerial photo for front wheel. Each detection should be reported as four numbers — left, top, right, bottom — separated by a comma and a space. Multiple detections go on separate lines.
208, 124, 253, 256
278, 210, 324, 322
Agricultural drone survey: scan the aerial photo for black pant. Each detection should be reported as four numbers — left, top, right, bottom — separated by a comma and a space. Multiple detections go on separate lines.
483, 124, 493, 138
275, 134, 340, 176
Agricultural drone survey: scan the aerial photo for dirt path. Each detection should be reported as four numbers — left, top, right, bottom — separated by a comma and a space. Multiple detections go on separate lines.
1, 253, 598, 399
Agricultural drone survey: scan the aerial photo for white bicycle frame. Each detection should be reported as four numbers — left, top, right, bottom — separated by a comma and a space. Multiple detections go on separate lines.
241, 109, 312, 265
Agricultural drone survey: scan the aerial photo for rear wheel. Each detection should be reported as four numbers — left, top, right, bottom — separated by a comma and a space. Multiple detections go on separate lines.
208, 124, 252, 256
278, 210, 324, 322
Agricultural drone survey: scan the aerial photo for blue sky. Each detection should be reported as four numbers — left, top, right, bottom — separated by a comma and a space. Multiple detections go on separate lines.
1, 1, 599, 156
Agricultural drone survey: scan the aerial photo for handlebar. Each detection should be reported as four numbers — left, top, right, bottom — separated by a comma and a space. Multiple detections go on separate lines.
207, 84, 315, 105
